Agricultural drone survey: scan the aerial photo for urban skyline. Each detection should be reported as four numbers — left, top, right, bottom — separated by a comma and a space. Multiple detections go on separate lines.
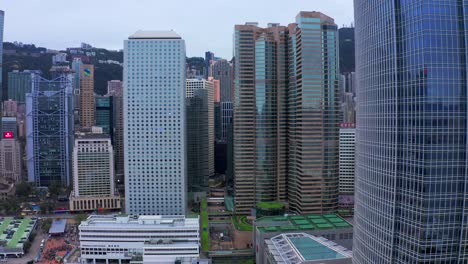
0, 1, 354, 59
2, 1, 468, 263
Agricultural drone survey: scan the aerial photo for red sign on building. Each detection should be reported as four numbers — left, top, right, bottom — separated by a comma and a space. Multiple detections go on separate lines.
3, 131, 13, 138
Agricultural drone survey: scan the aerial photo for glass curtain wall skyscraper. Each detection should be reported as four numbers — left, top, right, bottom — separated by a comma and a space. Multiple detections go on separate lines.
186, 79, 214, 194
233, 12, 339, 215
0, 10, 4, 102
234, 23, 289, 214
354, 0, 468, 263
26, 73, 74, 186
287, 12, 340, 214
124, 31, 186, 215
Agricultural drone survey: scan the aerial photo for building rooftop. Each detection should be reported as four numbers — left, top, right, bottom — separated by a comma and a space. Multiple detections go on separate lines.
129, 30, 181, 40
80, 214, 199, 229
255, 214, 352, 233
75, 133, 110, 140
0, 217, 37, 249
49, 219, 66, 234
266, 233, 352, 263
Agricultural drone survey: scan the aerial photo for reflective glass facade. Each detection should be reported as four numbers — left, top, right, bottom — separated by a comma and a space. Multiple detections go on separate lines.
234, 24, 289, 214
26, 74, 74, 186
354, 0, 468, 262
186, 79, 214, 193
287, 13, 340, 214
95, 96, 113, 135
233, 12, 339, 215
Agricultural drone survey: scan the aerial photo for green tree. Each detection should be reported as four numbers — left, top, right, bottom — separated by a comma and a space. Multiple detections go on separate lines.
0, 198, 19, 214
75, 213, 88, 224
15, 182, 32, 198
48, 181, 62, 198
41, 218, 52, 231
23, 240, 31, 253
39, 203, 48, 214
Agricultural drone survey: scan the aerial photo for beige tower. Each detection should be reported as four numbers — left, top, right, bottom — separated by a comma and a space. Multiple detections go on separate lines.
79, 64, 95, 128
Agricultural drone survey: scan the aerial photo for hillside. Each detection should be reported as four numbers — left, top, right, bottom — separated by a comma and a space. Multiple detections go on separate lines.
2, 42, 206, 100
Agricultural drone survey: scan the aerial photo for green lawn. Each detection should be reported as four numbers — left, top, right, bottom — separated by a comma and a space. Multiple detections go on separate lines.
7, 219, 29, 248
200, 197, 209, 251
232, 215, 253, 231
257, 201, 285, 209
0, 218, 12, 234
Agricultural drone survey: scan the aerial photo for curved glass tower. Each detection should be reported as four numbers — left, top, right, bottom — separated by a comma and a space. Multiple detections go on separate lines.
354, 0, 468, 263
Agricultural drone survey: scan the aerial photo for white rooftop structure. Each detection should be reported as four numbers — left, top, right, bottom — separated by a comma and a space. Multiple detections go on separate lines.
129, 30, 181, 39
79, 214, 200, 263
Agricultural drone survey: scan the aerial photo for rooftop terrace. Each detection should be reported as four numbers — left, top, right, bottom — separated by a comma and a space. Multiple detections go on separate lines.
0, 217, 36, 249
255, 214, 352, 233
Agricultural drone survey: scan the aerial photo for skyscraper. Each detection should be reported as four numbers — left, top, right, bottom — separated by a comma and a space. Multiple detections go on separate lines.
338, 27, 355, 74
204, 51, 215, 79
186, 79, 214, 194
0, 138, 21, 185
338, 123, 355, 213
107, 80, 124, 181
234, 22, 289, 214
79, 64, 95, 128
212, 59, 233, 102
26, 74, 74, 186
95, 96, 113, 135
287, 12, 340, 214
1, 117, 17, 139
233, 12, 339, 215
220, 101, 233, 142
0, 10, 4, 102
70, 129, 120, 212
124, 31, 186, 215
72, 58, 83, 126
3, 100, 17, 117
354, 1, 468, 262
7, 70, 41, 104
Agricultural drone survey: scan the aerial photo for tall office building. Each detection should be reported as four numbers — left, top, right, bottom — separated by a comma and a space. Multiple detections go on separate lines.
338, 27, 355, 74
1, 117, 17, 139
204, 51, 215, 78
287, 12, 340, 214
0, 10, 3, 102
69, 129, 120, 212
338, 123, 355, 212
212, 59, 233, 102
0, 138, 21, 184
7, 70, 41, 104
340, 73, 356, 123
234, 22, 289, 214
124, 31, 186, 215
220, 101, 233, 142
186, 79, 214, 194
354, 1, 468, 263
3, 100, 17, 117
95, 96, 113, 135
208, 77, 220, 103
26, 74, 74, 186
107, 80, 124, 180
233, 12, 339, 215
79, 64, 95, 128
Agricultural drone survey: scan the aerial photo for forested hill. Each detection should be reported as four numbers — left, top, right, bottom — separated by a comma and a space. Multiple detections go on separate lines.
1, 42, 206, 100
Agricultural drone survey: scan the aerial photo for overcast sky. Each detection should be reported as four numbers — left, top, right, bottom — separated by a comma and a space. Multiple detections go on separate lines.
1, 0, 354, 59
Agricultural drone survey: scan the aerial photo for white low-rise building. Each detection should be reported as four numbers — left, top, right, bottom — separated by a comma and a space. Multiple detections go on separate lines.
79, 214, 200, 264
